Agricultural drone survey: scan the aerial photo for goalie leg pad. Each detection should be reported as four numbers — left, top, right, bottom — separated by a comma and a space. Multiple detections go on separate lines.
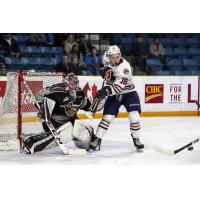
72, 120, 94, 143
56, 122, 74, 143
72, 120, 95, 150
23, 122, 73, 153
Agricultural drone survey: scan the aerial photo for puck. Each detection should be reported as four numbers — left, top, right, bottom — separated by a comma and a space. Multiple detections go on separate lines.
188, 146, 194, 151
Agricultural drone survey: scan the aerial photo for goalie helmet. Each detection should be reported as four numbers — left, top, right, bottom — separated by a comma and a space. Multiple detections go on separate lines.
107, 45, 121, 56
64, 73, 79, 90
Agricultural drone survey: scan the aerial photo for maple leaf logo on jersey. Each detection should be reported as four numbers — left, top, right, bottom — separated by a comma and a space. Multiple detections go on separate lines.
123, 68, 129, 75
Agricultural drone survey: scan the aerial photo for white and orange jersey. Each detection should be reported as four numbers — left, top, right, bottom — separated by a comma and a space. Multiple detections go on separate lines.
104, 57, 135, 95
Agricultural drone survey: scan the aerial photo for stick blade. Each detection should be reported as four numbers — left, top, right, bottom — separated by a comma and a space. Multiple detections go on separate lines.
68, 149, 87, 156
153, 145, 174, 155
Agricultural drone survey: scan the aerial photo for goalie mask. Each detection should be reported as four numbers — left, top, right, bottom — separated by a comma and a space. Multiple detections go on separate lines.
64, 73, 79, 90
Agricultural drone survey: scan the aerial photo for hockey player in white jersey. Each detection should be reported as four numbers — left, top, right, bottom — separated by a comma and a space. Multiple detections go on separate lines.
90, 45, 144, 151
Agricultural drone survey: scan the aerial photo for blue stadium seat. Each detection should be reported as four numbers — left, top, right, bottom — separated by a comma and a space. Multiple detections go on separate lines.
21, 57, 40, 67
186, 38, 199, 46
5, 57, 22, 66
191, 56, 200, 62
26, 46, 41, 57
150, 66, 163, 74
188, 48, 200, 56
143, 37, 152, 44
173, 70, 190, 75
40, 58, 51, 67
174, 48, 188, 56
51, 58, 60, 65
190, 70, 200, 75
183, 58, 200, 70
191, 34, 200, 39
156, 70, 171, 75
173, 38, 186, 47
146, 59, 163, 67
19, 46, 30, 56
162, 34, 175, 38
164, 48, 174, 56
13, 35, 27, 44
178, 34, 190, 38
51, 47, 64, 55
40, 46, 52, 57
121, 37, 134, 44
183, 58, 199, 67
160, 38, 173, 45
167, 59, 183, 67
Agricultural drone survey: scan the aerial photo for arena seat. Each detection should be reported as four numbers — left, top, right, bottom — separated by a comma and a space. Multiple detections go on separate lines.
183, 58, 200, 71
167, 59, 183, 67
174, 48, 188, 56
165, 48, 174, 56
173, 38, 186, 47
173, 70, 190, 75
51, 47, 64, 55
5, 57, 22, 66
146, 58, 163, 67
40, 58, 51, 67
21, 57, 40, 67
188, 48, 200, 56
156, 70, 171, 75
190, 70, 200, 75
186, 38, 199, 46
40, 46, 52, 57
26, 46, 41, 57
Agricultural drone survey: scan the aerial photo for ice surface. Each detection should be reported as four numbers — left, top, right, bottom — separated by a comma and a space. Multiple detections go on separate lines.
0, 117, 200, 165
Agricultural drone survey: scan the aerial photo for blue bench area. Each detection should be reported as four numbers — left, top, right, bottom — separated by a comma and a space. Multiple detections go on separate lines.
146, 57, 200, 75
19, 46, 63, 58
4, 56, 62, 71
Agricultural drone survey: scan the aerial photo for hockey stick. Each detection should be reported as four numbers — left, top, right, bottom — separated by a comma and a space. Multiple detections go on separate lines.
91, 80, 106, 116
153, 137, 200, 155
43, 98, 86, 156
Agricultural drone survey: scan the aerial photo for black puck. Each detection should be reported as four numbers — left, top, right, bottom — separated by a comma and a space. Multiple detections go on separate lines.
188, 146, 194, 151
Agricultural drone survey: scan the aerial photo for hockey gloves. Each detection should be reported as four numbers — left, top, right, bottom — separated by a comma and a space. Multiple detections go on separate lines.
96, 86, 112, 99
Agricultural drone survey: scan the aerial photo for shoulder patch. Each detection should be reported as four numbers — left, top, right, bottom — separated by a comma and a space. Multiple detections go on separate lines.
123, 68, 129, 75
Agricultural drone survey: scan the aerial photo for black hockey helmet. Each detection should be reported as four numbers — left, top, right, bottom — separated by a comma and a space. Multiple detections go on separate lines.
64, 73, 79, 90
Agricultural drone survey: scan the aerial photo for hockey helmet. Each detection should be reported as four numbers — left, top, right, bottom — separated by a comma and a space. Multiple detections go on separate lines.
64, 73, 79, 90
107, 45, 121, 56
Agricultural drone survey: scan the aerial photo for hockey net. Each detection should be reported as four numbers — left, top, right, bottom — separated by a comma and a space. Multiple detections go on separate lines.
0, 72, 65, 151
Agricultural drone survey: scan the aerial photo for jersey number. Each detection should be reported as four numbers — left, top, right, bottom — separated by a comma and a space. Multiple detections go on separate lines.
120, 78, 128, 85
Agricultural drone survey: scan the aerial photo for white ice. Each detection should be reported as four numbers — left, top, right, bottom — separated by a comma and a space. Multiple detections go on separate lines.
0, 116, 200, 165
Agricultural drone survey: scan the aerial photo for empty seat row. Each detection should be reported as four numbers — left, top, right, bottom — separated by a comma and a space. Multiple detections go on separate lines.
156, 70, 200, 75
147, 58, 200, 66
5, 57, 61, 67
19, 46, 64, 56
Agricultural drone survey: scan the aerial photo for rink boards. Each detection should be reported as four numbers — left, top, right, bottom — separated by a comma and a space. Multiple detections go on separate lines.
0, 75, 200, 123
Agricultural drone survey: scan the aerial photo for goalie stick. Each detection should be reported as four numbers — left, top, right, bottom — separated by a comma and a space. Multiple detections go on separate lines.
153, 137, 200, 155
91, 80, 106, 116
21, 73, 86, 156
